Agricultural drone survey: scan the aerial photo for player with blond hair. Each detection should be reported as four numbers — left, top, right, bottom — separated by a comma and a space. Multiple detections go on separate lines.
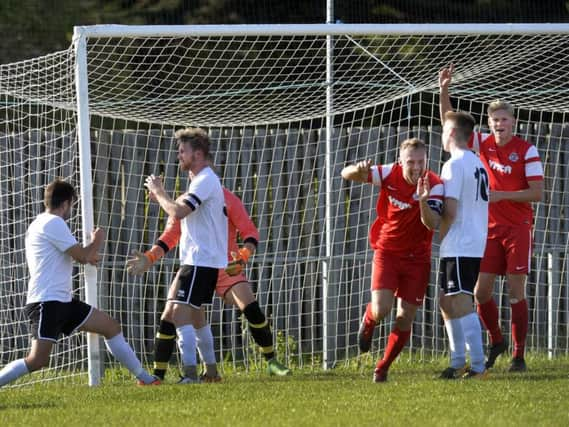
342, 138, 444, 382
128, 186, 291, 378
439, 65, 544, 372
143, 127, 227, 383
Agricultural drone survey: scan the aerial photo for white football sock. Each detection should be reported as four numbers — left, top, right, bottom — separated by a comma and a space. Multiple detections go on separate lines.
444, 318, 466, 369
105, 333, 154, 383
195, 324, 216, 365
461, 312, 485, 373
0, 359, 29, 387
176, 324, 197, 371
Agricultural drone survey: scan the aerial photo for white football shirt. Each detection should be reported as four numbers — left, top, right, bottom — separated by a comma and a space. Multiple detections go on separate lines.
179, 166, 228, 268
440, 149, 489, 258
25, 212, 78, 303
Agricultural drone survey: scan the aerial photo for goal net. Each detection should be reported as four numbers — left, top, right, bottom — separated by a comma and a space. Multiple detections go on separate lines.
1, 24, 568, 386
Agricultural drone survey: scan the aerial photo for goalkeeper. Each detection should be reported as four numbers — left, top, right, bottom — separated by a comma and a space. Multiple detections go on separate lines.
128, 187, 291, 378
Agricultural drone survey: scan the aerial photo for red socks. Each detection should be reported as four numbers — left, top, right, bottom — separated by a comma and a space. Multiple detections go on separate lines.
364, 303, 376, 326
511, 299, 528, 359
477, 299, 504, 344
375, 328, 411, 372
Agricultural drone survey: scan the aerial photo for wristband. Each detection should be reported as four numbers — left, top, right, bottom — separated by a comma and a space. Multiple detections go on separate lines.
144, 246, 161, 264
238, 247, 252, 263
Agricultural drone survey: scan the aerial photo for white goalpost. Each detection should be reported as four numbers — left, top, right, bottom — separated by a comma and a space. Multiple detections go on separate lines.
1, 23, 568, 387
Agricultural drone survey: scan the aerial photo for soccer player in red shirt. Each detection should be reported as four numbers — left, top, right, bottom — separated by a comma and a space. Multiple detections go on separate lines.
439, 64, 544, 372
128, 187, 291, 379
341, 138, 444, 382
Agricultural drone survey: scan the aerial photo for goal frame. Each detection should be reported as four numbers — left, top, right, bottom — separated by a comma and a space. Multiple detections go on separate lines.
71, 23, 569, 385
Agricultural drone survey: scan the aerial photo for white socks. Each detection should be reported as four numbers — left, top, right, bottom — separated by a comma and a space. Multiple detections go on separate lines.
445, 313, 486, 373
461, 312, 485, 373
105, 333, 154, 384
0, 359, 29, 387
195, 324, 216, 365
444, 318, 466, 369
176, 324, 197, 369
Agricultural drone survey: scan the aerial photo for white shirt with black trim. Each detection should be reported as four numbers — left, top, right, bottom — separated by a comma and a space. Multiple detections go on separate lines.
179, 166, 228, 268
25, 212, 78, 303
440, 149, 489, 258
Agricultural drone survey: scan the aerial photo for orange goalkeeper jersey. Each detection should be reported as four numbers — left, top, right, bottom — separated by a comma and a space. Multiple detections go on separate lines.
156, 187, 259, 260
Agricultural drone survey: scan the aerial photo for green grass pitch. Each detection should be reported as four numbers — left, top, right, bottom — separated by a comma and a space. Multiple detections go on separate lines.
1, 355, 567, 427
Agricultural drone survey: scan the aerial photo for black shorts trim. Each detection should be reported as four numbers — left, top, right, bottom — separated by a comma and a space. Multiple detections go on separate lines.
169, 265, 218, 308
24, 299, 93, 342
439, 257, 481, 296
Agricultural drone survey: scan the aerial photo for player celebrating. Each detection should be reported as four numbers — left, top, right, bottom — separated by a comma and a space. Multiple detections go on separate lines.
128, 186, 291, 378
143, 128, 228, 383
439, 65, 544, 371
341, 138, 444, 382
420, 111, 489, 379
0, 179, 158, 387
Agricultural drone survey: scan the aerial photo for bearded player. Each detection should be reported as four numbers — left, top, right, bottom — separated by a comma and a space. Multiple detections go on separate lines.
128, 187, 291, 379
342, 138, 444, 382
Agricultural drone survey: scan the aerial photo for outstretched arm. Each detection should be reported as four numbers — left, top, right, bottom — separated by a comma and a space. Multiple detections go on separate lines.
127, 215, 181, 275
341, 159, 373, 183
439, 64, 455, 124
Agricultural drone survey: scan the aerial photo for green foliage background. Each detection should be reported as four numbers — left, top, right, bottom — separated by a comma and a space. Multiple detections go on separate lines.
1, 0, 569, 62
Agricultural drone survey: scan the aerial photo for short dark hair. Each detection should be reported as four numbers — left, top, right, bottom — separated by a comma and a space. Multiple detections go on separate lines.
174, 127, 210, 157
444, 111, 476, 143
44, 179, 76, 210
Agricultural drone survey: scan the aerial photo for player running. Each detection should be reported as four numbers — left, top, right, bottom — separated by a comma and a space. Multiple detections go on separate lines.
341, 138, 444, 382
0, 179, 159, 388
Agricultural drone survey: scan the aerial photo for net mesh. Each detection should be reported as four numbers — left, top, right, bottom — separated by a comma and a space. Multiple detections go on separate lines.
1, 26, 568, 386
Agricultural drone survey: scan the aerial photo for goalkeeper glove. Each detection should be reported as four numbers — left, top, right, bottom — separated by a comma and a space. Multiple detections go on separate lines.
127, 248, 160, 275
225, 247, 252, 276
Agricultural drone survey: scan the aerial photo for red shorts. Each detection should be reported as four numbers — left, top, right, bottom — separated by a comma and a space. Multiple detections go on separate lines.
371, 249, 431, 306
480, 224, 532, 275
216, 268, 248, 297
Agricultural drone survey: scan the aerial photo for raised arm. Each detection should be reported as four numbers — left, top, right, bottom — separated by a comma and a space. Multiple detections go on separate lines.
341, 159, 373, 183
145, 174, 192, 219
439, 64, 455, 124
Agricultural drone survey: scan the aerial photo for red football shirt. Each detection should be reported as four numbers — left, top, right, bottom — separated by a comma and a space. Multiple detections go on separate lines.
368, 163, 444, 258
470, 133, 544, 228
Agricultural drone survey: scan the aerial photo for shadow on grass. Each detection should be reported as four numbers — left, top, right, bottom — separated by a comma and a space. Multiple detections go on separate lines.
0, 401, 57, 410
